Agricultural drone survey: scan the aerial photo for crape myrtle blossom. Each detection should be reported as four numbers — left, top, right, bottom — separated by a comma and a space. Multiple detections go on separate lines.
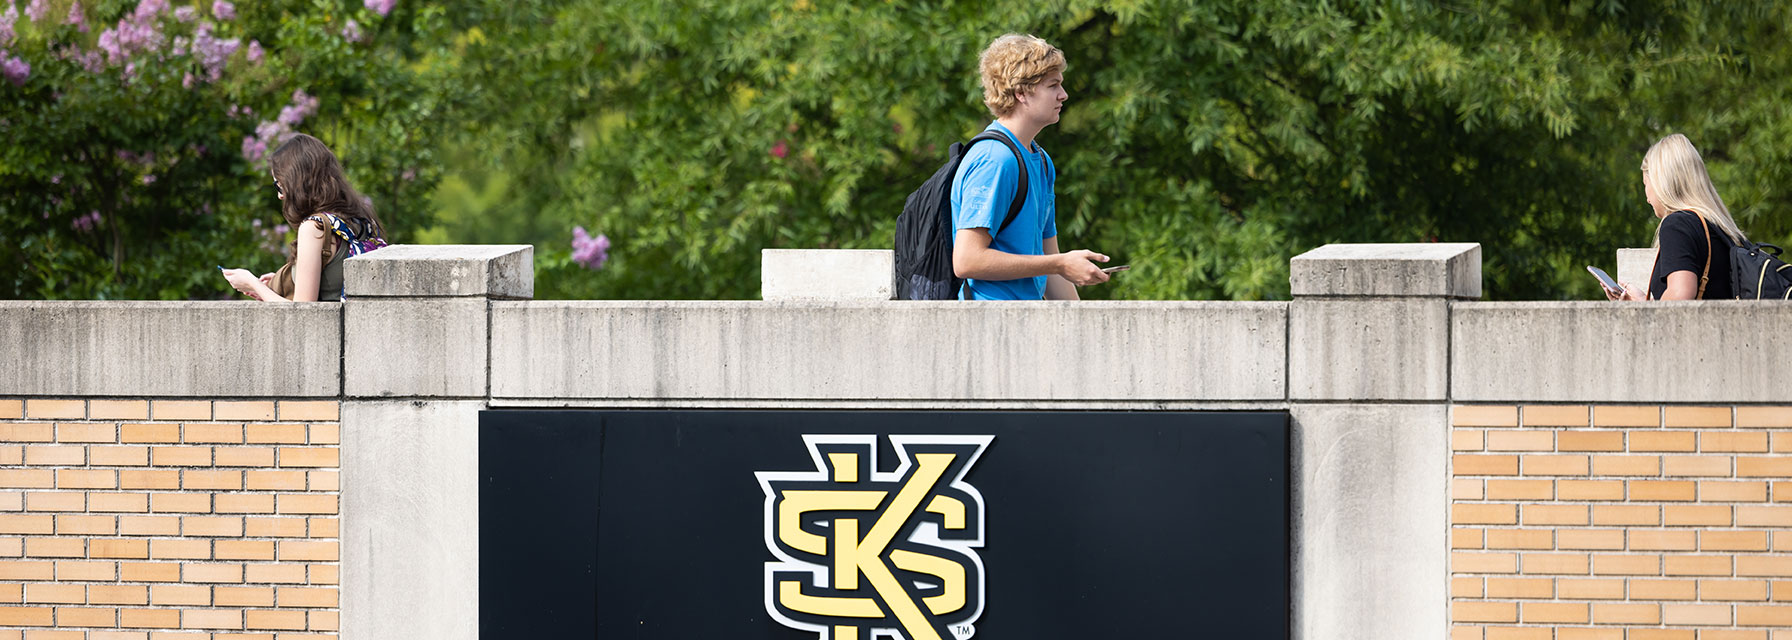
241, 90, 319, 162
210, 0, 232, 21
364, 0, 395, 17
172, 5, 194, 22
571, 226, 610, 270
189, 23, 238, 81
96, 0, 168, 66
65, 1, 85, 31
2, 54, 28, 87
244, 39, 261, 63
23, 0, 43, 22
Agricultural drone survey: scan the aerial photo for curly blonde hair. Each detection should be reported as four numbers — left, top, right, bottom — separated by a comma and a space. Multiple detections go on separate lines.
979, 34, 1065, 118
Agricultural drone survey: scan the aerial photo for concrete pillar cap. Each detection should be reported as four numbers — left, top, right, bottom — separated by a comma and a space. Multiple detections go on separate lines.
344, 244, 534, 299
1290, 243, 1481, 298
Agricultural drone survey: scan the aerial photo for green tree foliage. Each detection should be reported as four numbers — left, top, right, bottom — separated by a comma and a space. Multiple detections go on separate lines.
1, 0, 450, 299
435, 0, 1792, 300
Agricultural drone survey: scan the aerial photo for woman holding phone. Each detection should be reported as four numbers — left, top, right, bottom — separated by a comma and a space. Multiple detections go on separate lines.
220, 134, 388, 301
1608, 133, 1748, 301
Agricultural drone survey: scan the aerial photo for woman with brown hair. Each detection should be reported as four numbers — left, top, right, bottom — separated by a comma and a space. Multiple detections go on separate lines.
221, 133, 388, 301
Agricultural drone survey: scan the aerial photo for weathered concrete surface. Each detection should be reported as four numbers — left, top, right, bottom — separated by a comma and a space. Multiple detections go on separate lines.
761, 249, 894, 301
344, 299, 487, 398
1290, 243, 1482, 298
342, 400, 480, 640
1453, 301, 1792, 402
1616, 248, 1657, 292
489, 301, 1288, 401
1289, 298, 1449, 401
344, 244, 533, 299
0, 301, 339, 397
1291, 403, 1447, 640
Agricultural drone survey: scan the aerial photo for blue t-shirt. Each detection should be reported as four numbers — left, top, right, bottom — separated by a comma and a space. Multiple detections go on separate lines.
950, 122, 1058, 300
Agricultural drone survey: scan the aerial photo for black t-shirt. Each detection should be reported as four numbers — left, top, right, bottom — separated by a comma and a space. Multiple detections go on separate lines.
1651, 210, 1733, 300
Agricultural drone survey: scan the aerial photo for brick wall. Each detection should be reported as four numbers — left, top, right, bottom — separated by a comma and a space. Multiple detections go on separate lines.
0, 399, 339, 639
1452, 404, 1792, 639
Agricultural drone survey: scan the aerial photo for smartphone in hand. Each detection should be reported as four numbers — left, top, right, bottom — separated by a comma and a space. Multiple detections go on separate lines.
1587, 265, 1623, 296
1101, 265, 1130, 274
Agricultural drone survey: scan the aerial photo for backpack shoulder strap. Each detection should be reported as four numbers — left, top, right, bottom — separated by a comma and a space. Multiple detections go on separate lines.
1691, 211, 1712, 299
967, 131, 1030, 239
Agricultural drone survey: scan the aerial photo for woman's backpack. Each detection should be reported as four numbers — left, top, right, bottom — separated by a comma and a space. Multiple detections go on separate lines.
1690, 212, 1792, 299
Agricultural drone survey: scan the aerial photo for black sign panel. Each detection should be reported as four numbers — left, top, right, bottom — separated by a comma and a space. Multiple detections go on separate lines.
479, 410, 1288, 639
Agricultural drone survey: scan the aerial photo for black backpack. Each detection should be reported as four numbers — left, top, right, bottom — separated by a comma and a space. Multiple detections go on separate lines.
894, 131, 1029, 300
1689, 212, 1792, 300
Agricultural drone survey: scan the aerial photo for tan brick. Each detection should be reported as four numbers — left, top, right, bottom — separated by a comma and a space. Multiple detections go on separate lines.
1557, 529, 1624, 550
1523, 405, 1588, 426
148, 493, 209, 514
21, 447, 82, 466
1662, 603, 1733, 624
1704, 531, 1771, 552
119, 425, 178, 445
181, 517, 241, 537
119, 607, 178, 628
178, 470, 240, 492
307, 472, 337, 492
1456, 455, 1519, 476
1666, 406, 1733, 428
1486, 479, 1552, 500
206, 587, 272, 610
87, 401, 148, 421
0, 424, 54, 443
308, 518, 337, 538
1521, 553, 1588, 575
22, 537, 82, 558
1695, 630, 1764, 640
1484, 577, 1552, 598
1665, 555, 1732, 576
0, 490, 19, 511
244, 519, 306, 538
118, 470, 178, 491
308, 563, 337, 585
149, 447, 210, 467
244, 471, 305, 492
1453, 601, 1517, 623
1521, 601, 1587, 623
0, 561, 53, 580
1451, 576, 1484, 597
245, 609, 305, 631
149, 540, 209, 560
276, 402, 337, 422
178, 607, 241, 630
1486, 529, 1551, 550
214, 402, 277, 422
0, 471, 55, 490
55, 470, 114, 490
1521, 454, 1589, 476
1631, 431, 1697, 452
24, 401, 84, 421
1704, 481, 1769, 502
278, 541, 337, 562
1739, 605, 1792, 626
1478, 627, 1544, 640
1739, 506, 1792, 527
1591, 602, 1659, 624
308, 609, 340, 632
215, 541, 273, 562
0, 448, 19, 465
183, 563, 242, 583
0, 515, 53, 535
1452, 528, 1483, 550
246, 425, 307, 446
216, 448, 276, 467
1591, 405, 1659, 427
52, 424, 114, 445
0, 605, 54, 626
1630, 578, 1698, 600
275, 495, 335, 516
1454, 504, 1517, 525
0, 400, 20, 419
1524, 504, 1590, 526
1779, 483, 1792, 503
182, 424, 243, 445
117, 516, 177, 537
277, 448, 337, 469
1453, 430, 1484, 452
1556, 578, 1624, 599
1706, 432, 1771, 453
55, 515, 116, 535
244, 564, 305, 584
55, 561, 116, 581
1661, 455, 1729, 476
1558, 480, 1623, 500
1456, 406, 1519, 427
1738, 556, 1792, 578
1559, 431, 1624, 452
88, 447, 149, 467
1737, 407, 1792, 428
275, 587, 335, 608
1631, 529, 1697, 551
1592, 554, 1661, 576
24, 584, 83, 604
217, 495, 275, 515
149, 585, 208, 606
1487, 431, 1553, 452
1664, 505, 1731, 526
56, 606, 118, 627
149, 402, 209, 421
1739, 457, 1792, 477
116, 563, 174, 583
308, 424, 339, 445
24, 493, 82, 512
1632, 480, 1697, 502
1593, 505, 1659, 526
1775, 580, 1792, 602
1702, 579, 1770, 601
1592, 455, 1660, 476
88, 539, 147, 560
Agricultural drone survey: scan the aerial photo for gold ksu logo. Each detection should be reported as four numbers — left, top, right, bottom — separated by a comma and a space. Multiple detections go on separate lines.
758, 435, 991, 640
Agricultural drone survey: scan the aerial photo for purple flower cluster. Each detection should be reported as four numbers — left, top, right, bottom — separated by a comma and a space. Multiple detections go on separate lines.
1, 54, 27, 87
340, 18, 361, 43
96, 0, 169, 66
23, 0, 43, 22
241, 89, 319, 162
571, 226, 611, 270
65, 1, 85, 31
189, 23, 238, 81
172, 5, 194, 22
1, 3, 17, 49
244, 39, 261, 64
72, 210, 100, 232
364, 0, 395, 17
210, 0, 232, 21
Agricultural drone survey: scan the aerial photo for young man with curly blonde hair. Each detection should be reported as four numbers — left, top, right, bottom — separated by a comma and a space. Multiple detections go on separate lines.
950, 33, 1111, 300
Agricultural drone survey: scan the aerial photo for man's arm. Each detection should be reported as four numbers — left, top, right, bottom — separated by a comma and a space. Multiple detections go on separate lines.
953, 228, 1109, 286
1041, 237, 1079, 300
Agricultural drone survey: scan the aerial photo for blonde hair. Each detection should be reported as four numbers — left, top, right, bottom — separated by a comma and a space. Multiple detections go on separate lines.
978, 34, 1065, 118
1642, 133, 1746, 245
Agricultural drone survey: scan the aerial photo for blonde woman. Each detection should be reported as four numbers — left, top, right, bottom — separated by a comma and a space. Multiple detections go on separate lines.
1610, 134, 1747, 301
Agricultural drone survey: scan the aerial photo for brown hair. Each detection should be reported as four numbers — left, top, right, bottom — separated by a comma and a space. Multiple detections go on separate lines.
978, 34, 1065, 118
266, 133, 386, 297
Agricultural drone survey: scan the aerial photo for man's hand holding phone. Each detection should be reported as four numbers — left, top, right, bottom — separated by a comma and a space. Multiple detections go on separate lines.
1058, 250, 1111, 285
